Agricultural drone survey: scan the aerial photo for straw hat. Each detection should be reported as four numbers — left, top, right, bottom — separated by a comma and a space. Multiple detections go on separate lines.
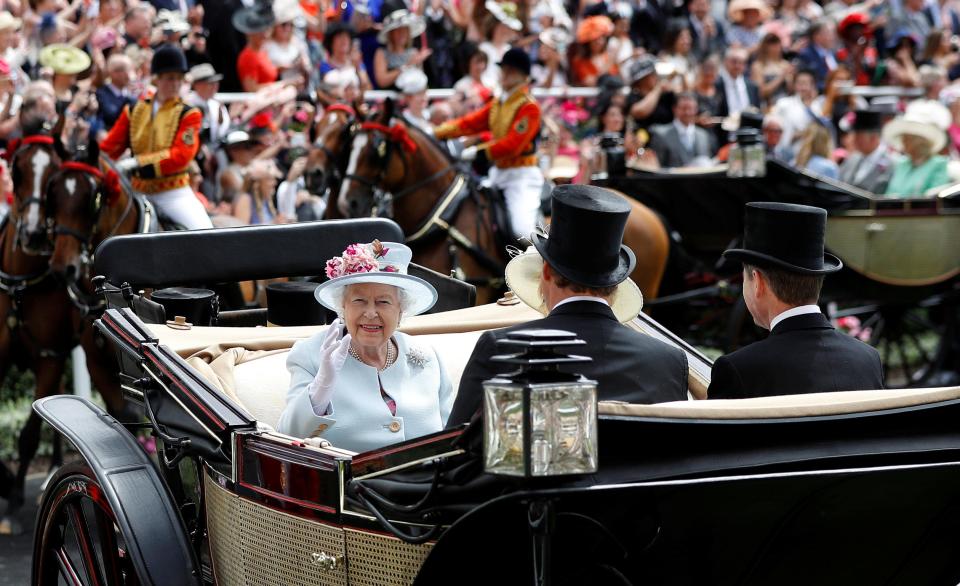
39, 44, 92, 75
314, 241, 438, 316
156, 9, 190, 34
377, 9, 426, 44
273, 0, 304, 24
882, 99, 951, 153
539, 27, 573, 52
505, 248, 643, 323
485, 1, 523, 32
576, 15, 614, 44
0, 11, 22, 31
396, 67, 428, 94
727, 0, 773, 24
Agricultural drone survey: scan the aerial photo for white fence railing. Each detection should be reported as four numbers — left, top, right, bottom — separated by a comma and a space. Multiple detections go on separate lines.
215, 84, 922, 104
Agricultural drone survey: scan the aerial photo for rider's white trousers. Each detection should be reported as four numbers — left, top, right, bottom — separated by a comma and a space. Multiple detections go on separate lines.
150, 187, 214, 231
489, 165, 544, 239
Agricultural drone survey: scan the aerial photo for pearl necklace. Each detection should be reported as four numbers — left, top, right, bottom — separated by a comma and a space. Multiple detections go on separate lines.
349, 340, 397, 372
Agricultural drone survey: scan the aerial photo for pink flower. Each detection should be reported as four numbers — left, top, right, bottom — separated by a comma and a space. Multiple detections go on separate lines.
325, 257, 345, 279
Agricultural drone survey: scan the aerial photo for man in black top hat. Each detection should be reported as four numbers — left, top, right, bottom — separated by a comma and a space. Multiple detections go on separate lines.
446, 184, 689, 427
708, 202, 884, 399
839, 109, 894, 194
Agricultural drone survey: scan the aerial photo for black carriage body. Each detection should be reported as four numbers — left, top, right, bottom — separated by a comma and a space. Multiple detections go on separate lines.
603, 160, 960, 303
33, 219, 960, 585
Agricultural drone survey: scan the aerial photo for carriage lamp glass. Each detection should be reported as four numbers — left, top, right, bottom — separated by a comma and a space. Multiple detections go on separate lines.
727, 128, 767, 178
481, 330, 598, 478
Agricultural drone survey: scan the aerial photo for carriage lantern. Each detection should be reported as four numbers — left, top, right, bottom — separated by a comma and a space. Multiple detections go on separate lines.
727, 128, 767, 179
482, 329, 598, 477
591, 132, 627, 181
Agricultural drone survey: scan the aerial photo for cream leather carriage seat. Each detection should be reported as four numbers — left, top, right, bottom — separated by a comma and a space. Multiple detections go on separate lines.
228, 330, 485, 429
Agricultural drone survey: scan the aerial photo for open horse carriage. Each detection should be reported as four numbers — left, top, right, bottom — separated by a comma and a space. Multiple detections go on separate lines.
28, 219, 960, 585
601, 159, 960, 387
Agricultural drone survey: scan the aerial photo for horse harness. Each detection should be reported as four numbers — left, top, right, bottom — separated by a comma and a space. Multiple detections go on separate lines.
345, 121, 507, 288
48, 160, 149, 316
8, 135, 57, 253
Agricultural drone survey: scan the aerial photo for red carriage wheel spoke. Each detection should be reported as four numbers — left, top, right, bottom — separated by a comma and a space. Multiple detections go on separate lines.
67, 499, 107, 586
56, 546, 86, 586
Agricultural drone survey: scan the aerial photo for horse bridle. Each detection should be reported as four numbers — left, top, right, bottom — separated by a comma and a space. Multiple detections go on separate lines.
315, 104, 357, 197
45, 160, 128, 316
344, 121, 455, 218
9, 135, 57, 253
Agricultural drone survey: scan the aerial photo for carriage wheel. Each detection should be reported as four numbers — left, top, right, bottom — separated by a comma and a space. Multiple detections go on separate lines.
832, 296, 956, 389
33, 462, 141, 586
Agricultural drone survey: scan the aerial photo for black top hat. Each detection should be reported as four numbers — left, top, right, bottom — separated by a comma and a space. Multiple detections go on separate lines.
499, 47, 531, 76
739, 109, 764, 130
232, 2, 276, 34
151, 43, 189, 75
266, 282, 333, 326
851, 109, 883, 132
151, 287, 217, 326
532, 184, 637, 288
723, 202, 842, 275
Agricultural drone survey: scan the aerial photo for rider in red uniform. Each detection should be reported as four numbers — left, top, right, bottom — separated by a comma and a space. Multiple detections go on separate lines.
434, 48, 543, 239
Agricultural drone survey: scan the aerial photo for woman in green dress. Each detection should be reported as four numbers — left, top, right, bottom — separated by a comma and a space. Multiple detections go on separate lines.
883, 100, 953, 197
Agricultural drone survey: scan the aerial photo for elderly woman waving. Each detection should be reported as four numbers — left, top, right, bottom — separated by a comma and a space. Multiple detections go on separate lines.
277, 241, 453, 452
884, 101, 953, 197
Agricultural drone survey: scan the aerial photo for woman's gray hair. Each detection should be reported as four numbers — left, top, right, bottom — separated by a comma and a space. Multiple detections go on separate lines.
331, 283, 416, 320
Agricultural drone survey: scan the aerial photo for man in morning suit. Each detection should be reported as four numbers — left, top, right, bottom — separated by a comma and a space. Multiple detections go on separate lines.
708, 202, 884, 399
446, 184, 689, 427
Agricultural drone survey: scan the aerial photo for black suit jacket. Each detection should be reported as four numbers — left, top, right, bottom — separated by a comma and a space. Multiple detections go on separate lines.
714, 76, 762, 118
708, 313, 884, 399
446, 301, 689, 427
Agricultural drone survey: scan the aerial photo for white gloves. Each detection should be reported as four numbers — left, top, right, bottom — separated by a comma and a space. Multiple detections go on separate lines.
307, 319, 352, 416
460, 145, 478, 161
116, 157, 139, 173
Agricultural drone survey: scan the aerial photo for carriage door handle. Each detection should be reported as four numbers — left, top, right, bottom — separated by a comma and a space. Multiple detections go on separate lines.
865, 223, 886, 233
311, 551, 344, 571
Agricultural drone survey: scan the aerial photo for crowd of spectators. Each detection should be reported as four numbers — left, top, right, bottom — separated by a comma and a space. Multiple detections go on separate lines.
0, 0, 959, 230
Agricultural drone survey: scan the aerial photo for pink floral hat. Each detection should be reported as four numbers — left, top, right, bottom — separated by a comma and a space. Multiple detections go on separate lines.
313, 240, 437, 315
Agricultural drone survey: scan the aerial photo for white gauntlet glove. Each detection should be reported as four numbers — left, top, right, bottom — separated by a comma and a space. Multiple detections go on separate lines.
307, 319, 352, 415
459, 145, 478, 161
116, 157, 139, 173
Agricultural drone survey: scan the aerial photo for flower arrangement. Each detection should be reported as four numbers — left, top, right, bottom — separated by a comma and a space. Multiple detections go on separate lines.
834, 316, 873, 343
325, 239, 399, 279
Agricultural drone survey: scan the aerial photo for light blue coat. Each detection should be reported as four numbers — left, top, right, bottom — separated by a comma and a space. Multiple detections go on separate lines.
276, 331, 454, 453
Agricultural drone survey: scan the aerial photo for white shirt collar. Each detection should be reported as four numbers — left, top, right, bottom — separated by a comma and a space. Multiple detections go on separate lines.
553, 296, 611, 310
770, 304, 821, 331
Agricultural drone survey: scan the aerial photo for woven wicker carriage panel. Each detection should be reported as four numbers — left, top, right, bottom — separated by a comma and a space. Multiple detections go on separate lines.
204, 475, 246, 586
344, 528, 433, 585
204, 474, 348, 585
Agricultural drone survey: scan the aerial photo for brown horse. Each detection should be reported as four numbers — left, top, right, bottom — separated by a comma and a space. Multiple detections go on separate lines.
338, 101, 508, 304
337, 102, 669, 304
311, 102, 359, 220
0, 133, 72, 532
46, 141, 140, 416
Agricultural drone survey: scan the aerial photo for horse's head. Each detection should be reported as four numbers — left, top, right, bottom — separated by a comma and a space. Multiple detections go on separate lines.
10, 134, 59, 254
47, 140, 105, 282
312, 103, 357, 188
338, 99, 420, 218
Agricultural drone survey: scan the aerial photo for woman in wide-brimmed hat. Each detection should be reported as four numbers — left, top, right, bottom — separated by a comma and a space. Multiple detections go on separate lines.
883, 100, 952, 197
264, 0, 309, 78
571, 15, 616, 86
727, 0, 772, 50
276, 241, 452, 453
372, 9, 430, 89
233, 2, 279, 92
39, 44, 92, 111
478, 1, 522, 88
